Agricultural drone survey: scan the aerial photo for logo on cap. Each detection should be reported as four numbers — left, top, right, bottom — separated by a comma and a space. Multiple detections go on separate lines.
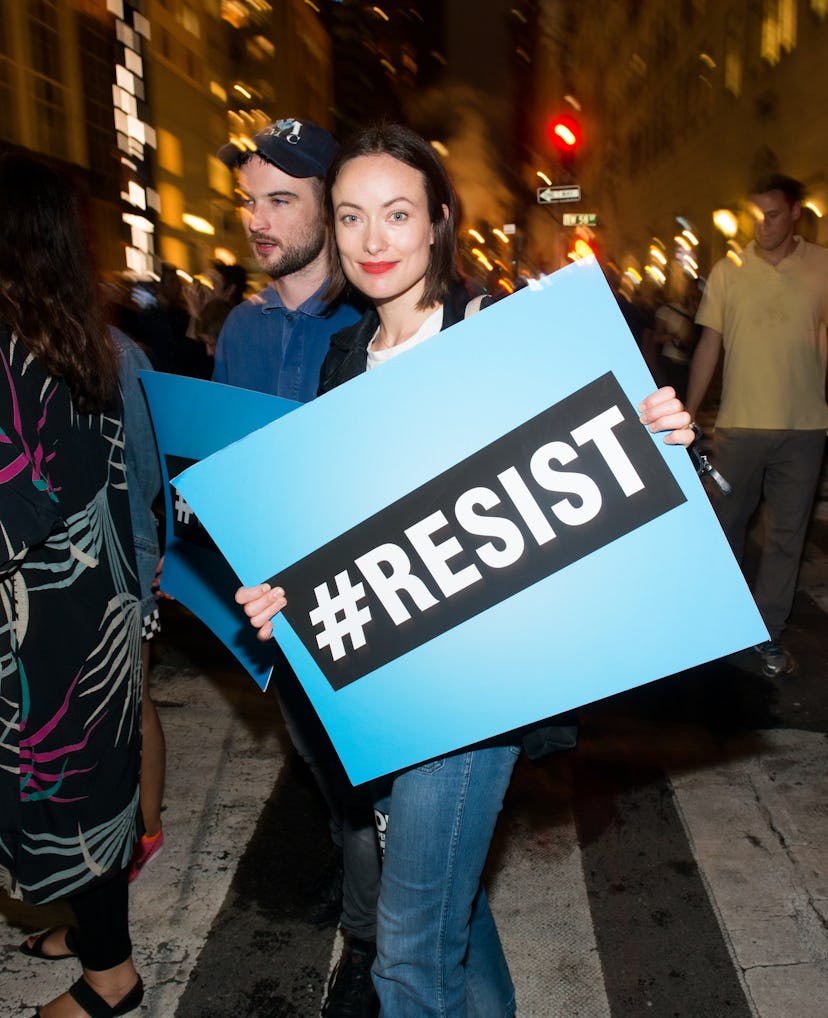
216, 116, 338, 176
263, 119, 303, 145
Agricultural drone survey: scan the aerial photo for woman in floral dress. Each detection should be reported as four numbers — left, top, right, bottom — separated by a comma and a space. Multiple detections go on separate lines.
0, 151, 144, 1018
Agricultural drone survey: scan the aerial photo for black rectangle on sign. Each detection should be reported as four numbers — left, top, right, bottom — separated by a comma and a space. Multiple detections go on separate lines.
167, 454, 219, 553
271, 373, 686, 691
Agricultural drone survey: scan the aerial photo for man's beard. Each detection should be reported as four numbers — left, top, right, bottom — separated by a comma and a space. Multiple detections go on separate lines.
253, 223, 327, 280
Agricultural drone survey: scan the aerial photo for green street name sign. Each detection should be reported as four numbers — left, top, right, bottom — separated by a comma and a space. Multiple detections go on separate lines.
562, 213, 598, 226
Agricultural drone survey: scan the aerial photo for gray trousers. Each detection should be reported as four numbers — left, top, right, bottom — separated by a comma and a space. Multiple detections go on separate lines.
711, 428, 825, 640
275, 662, 380, 942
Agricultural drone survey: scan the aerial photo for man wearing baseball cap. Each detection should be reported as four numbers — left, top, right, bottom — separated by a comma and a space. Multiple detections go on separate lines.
215, 118, 378, 1017
213, 117, 361, 399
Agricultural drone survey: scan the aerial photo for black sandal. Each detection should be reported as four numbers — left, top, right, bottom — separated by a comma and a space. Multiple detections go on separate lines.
32, 975, 144, 1017
19, 925, 78, 961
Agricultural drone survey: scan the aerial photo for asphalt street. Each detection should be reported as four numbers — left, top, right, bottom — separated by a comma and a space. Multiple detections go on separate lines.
2, 509, 827, 1018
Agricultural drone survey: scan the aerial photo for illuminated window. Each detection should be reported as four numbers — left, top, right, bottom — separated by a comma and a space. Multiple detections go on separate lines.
125, 48, 143, 76
724, 22, 743, 95
221, 0, 272, 28
158, 182, 184, 228
113, 85, 137, 116
761, 0, 797, 64
779, 0, 797, 49
222, 2, 247, 29
207, 155, 233, 197
160, 235, 189, 271
157, 129, 183, 175
760, 5, 778, 63
132, 11, 151, 38
178, 4, 201, 38
251, 34, 275, 59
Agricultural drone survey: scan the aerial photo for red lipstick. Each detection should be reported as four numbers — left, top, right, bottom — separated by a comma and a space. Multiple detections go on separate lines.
360, 261, 397, 275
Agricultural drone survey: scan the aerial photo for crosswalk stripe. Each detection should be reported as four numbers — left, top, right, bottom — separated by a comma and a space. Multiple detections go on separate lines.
671, 729, 828, 1018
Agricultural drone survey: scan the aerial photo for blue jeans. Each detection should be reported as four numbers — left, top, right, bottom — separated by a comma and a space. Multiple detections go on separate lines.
373, 744, 520, 1017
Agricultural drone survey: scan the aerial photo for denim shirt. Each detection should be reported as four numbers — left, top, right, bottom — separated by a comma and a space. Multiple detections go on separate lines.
212, 281, 362, 402
111, 326, 162, 614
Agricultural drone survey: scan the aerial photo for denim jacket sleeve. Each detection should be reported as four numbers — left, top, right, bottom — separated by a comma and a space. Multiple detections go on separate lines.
110, 327, 162, 602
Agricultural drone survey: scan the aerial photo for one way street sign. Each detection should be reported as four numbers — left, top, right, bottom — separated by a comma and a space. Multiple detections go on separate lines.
537, 185, 581, 204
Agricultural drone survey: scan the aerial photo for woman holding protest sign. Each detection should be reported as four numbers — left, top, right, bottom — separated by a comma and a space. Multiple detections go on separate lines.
237, 122, 694, 1017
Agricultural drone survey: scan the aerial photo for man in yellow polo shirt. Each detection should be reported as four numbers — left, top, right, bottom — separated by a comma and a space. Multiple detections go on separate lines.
687, 173, 828, 677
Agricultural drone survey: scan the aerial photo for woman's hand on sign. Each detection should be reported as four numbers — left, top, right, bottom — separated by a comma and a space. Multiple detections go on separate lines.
235, 583, 287, 641
638, 387, 693, 446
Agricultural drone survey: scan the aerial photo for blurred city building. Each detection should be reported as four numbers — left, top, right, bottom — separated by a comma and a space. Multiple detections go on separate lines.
0, 0, 334, 282
321, 0, 540, 294
529, 0, 828, 290
324, 0, 442, 135
0, 0, 146, 271
0, 0, 541, 294
8, 1, 823, 297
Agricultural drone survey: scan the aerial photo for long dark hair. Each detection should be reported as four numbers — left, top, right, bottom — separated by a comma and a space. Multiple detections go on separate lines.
0, 150, 117, 413
325, 122, 461, 309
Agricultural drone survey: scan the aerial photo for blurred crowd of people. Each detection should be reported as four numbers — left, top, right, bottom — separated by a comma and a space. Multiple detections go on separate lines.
102, 259, 249, 380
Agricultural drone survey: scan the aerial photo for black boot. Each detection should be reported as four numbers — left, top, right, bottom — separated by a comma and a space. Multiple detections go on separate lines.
321, 936, 379, 1018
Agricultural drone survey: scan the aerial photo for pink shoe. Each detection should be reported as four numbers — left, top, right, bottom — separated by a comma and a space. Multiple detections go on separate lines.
128, 828, 164, 882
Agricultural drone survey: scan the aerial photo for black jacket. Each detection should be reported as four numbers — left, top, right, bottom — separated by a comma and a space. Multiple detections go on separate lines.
317, 282, 483, 396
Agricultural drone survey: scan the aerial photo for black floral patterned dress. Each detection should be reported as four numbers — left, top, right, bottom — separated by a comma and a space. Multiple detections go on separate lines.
0, 326, 142, 904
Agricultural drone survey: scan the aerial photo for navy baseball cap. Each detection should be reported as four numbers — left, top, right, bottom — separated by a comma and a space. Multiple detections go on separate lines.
217, 118, 339, 178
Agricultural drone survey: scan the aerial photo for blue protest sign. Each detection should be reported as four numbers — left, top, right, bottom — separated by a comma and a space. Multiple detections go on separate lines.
139, 372, 298, 687
174, 259, 767, 783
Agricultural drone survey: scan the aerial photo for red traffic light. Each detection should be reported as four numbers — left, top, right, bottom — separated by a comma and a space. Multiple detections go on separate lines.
548, 114, 581, 152
570, 238, 595, 261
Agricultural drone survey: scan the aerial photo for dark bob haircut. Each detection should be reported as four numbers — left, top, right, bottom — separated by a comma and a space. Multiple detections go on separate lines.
325, 122, 460, 309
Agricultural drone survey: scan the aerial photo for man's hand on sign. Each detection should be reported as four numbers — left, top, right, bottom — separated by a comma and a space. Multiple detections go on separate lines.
638, 386, 693, 446
235, 583, 287, 641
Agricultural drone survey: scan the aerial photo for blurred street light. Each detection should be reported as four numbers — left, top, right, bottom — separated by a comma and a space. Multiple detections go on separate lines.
713, 209, 739, 237
471, 247, 493, 271
183, 213, 215, 235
